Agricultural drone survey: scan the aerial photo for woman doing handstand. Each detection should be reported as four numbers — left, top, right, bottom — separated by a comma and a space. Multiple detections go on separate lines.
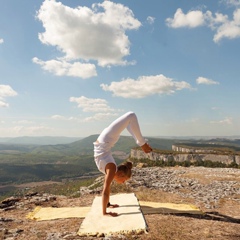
93, 112, 152, 217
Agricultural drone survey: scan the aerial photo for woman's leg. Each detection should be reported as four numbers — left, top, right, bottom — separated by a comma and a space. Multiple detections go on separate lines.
99, 112, 146, 146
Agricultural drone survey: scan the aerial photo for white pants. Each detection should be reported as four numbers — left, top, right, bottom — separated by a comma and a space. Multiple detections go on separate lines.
98, 111, 146, 147
94, 112, 146, 174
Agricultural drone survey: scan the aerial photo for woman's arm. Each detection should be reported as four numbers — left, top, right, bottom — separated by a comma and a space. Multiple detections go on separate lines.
102, 163, 118, 217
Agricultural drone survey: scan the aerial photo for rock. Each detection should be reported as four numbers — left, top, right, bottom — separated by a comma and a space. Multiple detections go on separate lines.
0, 218, 14, 223
0, 228, 24, 239
0, 197, 21, 209
131, 149, 239, 166
25, 192, 38, 197
46, 232, 62, 240
2, 206, 16, 211
136, 162, 147, 168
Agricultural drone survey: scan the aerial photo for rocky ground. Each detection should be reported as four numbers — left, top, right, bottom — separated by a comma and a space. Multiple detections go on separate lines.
0, 166, 239, 240
130, 166, 240, 211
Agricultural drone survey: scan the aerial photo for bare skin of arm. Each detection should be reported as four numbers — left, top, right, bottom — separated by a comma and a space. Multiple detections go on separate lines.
102, 163, 118, 217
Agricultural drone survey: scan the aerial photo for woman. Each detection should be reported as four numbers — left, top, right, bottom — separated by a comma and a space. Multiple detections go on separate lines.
93, 112, 152, 217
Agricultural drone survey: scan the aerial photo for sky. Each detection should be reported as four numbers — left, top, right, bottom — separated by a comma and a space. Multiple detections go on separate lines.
0, 0, 240, 138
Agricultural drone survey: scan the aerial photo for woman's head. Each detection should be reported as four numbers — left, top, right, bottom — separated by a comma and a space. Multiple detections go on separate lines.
114, 161, 133, 184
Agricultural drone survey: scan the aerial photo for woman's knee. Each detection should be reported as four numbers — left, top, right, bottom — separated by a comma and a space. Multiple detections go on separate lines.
126, 111, 136, 119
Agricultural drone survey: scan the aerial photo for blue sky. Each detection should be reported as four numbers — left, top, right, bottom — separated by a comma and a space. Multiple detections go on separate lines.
0, 0, 240, 138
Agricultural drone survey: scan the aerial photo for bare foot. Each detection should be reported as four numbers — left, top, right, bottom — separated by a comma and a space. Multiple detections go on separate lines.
141, 143, 152, 153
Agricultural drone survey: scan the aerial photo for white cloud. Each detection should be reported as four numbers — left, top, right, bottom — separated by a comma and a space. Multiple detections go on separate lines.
166, 8, 240, 42
147, 16, 155, 24
0, 100, 8, 108
0, 85, 18, 108
213, 9, 240, 42
32, 57, 97, 79
69, 96, 122, 122
196, 77, 219, 85
205, 11, 229, 29
0, 85, 17, 97
83, 112, 118, 122
51, 112, 118, 123
51, 115, 66, 120
36, 0, 141, 69
51, 115, 79, 121
224, 0, 240, 7
210, 117, 233, 125
0, 38, 3, 44
69, 96, 115, 113
10, 125, 54, 135
101, 74, 191, 98
166, 8, 205, 28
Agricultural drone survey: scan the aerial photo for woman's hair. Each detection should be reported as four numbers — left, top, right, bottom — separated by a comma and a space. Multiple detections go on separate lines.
117, 161, 133, 178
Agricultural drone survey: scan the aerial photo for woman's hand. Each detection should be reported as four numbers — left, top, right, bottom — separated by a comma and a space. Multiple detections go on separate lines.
107, 203, 119, 208
104, 211, 118, 217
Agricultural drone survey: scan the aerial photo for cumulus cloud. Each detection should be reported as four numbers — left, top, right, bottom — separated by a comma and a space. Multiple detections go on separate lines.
32, 57, 97, 79
69, 96, 116, 113
101, 74, 191, 98
35, 0, 141, 73
83, 112, 118, 122
0, 101, 8, 108
51, 112, 117, 123
0, 38, 3, 44
196, 77, 219, 85
51, 115, 79, 121
147, 16, 155, 24
224, 0, 240, 7
166, 8, 240, 42
0, 85, 18, 108
166, 8, 205, 28
51, 115, 66, 120
213, 9, 240, 42
69, 96, 122, 122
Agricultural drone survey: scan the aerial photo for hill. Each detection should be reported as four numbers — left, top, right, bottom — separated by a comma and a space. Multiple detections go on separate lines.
0, 135, 181, 190
0, 135, 178, 157
1, 136, 240, 190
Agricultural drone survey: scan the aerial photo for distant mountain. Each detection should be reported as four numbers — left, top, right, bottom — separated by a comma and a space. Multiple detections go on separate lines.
0, 136, 82, 145
0, 135, 178, 156
2, 135, 239, 158
1, 136, 240, 185
30, 135, 98, 156
30, 135, 181, 156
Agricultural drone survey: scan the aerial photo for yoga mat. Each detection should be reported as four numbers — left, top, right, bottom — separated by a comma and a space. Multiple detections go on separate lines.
78, 193, 147, 237
139, 201, 203, 215
26, 206, 90, 221
26, 200, 202, 223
